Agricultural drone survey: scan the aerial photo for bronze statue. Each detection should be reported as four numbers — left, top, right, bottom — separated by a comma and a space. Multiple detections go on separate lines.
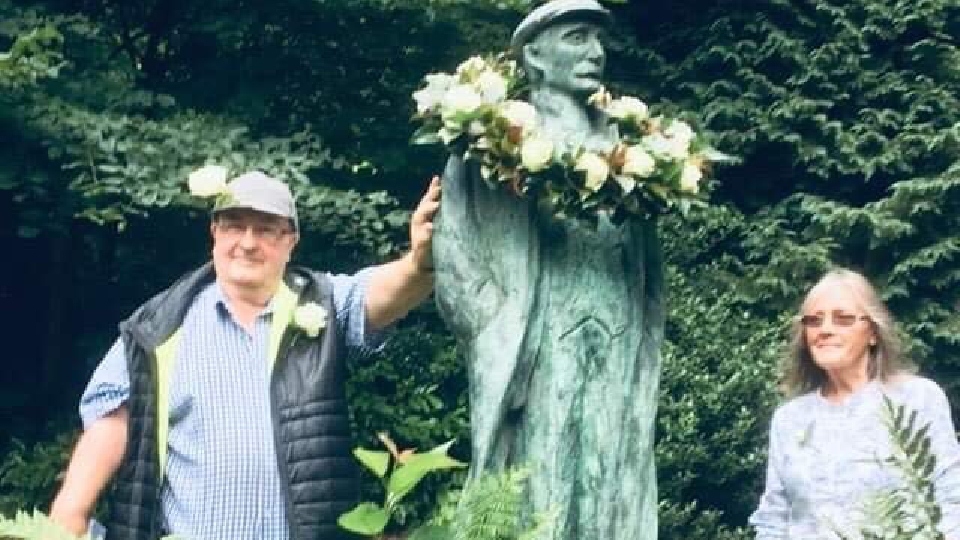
433, 0, 665, 538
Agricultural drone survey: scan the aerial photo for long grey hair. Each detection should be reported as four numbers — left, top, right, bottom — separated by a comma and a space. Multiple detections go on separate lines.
780, 268, 913, 397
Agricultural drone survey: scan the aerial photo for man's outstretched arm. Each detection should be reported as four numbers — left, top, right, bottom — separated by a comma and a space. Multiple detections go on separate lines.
49, 405, 128, 535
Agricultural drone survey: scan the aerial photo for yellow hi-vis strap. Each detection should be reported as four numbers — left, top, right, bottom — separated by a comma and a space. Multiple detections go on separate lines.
152, 281, 297, 479
154, 329, 181, 480
268, 281, 298, 372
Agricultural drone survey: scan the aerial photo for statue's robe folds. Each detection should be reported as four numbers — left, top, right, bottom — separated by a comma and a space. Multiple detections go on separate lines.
433, 154, 665, 540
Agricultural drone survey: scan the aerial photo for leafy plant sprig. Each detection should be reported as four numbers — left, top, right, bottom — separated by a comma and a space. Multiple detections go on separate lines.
0, 509, 183, 540
338, 432, 466, 538
835, 396, 946, 540
419, 467, 556, 540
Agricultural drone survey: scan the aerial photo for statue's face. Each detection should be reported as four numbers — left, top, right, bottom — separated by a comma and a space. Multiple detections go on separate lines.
527, 20, 606, 97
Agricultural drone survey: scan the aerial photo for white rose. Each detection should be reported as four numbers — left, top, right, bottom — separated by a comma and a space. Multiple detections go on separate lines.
475, 70, 508, 104
456, 56, 487, 78
607, 96, 649, 122
679, 161, 703, 194
188, 165, 229, 197
293, 302, 327, 338
520, 137, 554, 172
616, 175, 637, 193
468, 120, 486, 136
413, 73, 455, 114
575, 152, 610, 192
643, 132, 689, 160
499, 100, 538, 133
441, 84, 483, 118
621, 145, 656, 177
665, 120, 694, 145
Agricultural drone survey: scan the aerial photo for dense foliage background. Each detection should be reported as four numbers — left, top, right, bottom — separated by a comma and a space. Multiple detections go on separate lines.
1, 0, 958, 537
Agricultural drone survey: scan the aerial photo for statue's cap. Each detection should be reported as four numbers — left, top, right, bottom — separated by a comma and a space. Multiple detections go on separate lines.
510, 0, 612, 52
213, 170, 299, 230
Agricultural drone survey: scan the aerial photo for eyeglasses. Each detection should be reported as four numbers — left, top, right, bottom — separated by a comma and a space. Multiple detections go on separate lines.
799, 310, 871, 328
216, 220, 293, 244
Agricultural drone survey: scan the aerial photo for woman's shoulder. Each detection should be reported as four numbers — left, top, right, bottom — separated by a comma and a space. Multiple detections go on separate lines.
882, 372, 941, 391
771, 391, 820, 423
881, 373, 949, 407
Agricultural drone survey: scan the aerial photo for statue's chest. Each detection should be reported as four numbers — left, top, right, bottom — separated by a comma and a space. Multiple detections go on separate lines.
538, 223, 641, 327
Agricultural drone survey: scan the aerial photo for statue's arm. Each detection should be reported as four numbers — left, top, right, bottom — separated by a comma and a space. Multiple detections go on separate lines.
432, 155, 502, 339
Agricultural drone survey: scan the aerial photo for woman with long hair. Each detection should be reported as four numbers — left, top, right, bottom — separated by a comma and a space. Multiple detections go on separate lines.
750, 268, 960, 538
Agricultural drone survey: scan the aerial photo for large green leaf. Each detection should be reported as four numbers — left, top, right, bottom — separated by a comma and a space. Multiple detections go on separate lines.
353, 448, 390, 479
386, 450, 466, 503
337, 502, 389, 536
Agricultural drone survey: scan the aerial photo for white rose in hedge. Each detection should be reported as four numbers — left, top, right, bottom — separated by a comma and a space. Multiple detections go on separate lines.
679, 161, 703, 194
621, 145, 656, 177
293, 302, 327, 338
476, 70, 508, 103
441, 85, 483, 118
499, 100, 538, 133
575, 152, 610, 192
188, 165, 228, 197
413, 73, 455, 114
607, 96, 649, 122
520, 136, 554, 172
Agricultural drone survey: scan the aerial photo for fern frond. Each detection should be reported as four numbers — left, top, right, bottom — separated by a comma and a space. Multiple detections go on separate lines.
0, 509, 87, 540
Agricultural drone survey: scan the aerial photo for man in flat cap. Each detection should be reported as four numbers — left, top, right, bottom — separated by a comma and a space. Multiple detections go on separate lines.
433, 0, 663, 538
50, 170, 441, 540
513, 0, 613, 153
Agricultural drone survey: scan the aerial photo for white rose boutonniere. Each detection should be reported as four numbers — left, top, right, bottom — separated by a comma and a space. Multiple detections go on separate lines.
293, 302, 327, 338
188, 165, 229, 197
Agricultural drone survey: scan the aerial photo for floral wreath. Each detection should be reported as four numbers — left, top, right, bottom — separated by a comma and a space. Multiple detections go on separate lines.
411, 53, 728, 224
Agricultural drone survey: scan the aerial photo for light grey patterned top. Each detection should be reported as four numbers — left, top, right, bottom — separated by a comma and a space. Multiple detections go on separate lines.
750, 376, 960, 539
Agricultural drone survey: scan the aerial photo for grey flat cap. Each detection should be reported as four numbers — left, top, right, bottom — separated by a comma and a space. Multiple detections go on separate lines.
510, 0, 612, 52
214, 170, 299, 230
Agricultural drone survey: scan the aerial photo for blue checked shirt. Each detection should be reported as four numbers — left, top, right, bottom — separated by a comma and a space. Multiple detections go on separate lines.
79, 269, 384, 540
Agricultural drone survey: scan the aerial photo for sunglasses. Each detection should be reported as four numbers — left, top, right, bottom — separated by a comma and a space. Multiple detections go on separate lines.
216, 219, 294, 244
799, 311, 871, 328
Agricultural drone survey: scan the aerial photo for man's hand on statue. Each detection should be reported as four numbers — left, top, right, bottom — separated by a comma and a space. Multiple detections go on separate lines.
409, 175, 441, 273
